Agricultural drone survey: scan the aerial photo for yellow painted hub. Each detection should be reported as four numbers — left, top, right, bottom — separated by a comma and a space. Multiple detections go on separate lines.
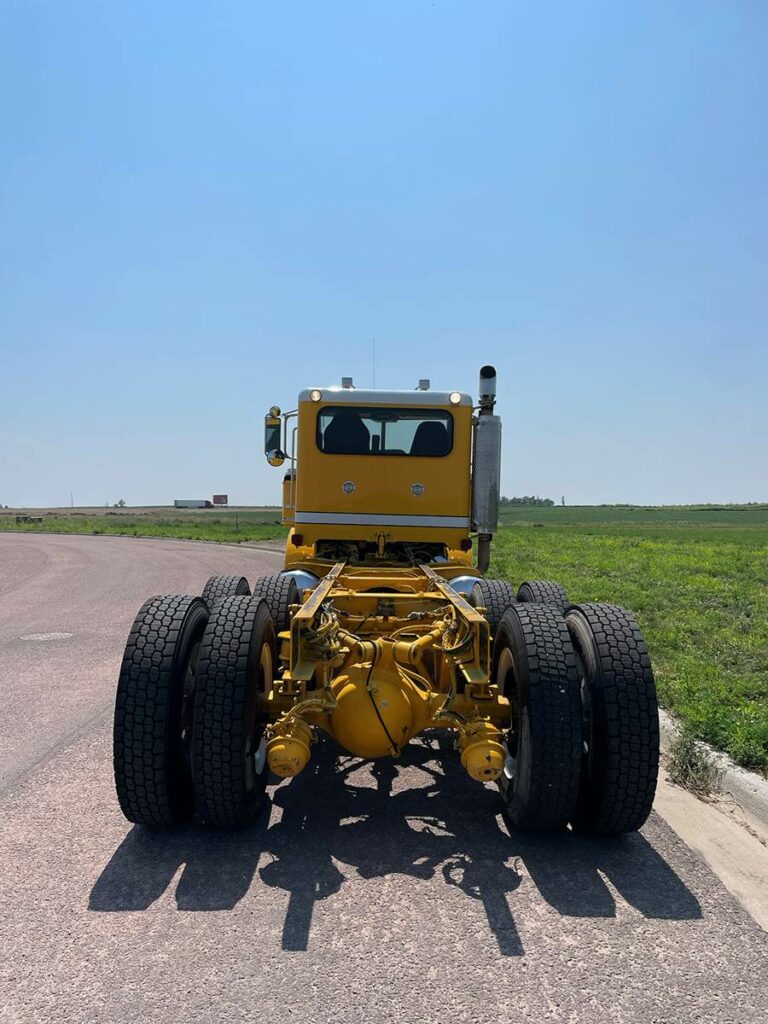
459, 721, 506, 782
267, 717, 313, 778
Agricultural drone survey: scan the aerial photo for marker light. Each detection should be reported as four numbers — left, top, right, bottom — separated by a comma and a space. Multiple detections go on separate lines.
310, 389, 322, 402
449, 391, 462, 405
269, 405, 281, 418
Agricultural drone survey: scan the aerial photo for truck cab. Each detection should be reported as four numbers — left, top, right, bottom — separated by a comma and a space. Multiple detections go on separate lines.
265, 368, 501, 576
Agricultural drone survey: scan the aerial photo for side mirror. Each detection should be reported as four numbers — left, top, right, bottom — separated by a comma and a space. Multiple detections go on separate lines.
264, 411, 285, 467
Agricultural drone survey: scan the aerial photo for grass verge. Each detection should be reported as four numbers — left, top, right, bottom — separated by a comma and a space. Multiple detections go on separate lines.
1, 510, 288, 544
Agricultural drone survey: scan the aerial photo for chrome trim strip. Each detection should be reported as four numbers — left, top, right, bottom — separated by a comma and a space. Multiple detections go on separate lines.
294, 512, 470, 528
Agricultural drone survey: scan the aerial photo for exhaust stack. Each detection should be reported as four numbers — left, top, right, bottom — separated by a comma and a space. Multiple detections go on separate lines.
471, 365, 502, 574
478, 363, 497, 408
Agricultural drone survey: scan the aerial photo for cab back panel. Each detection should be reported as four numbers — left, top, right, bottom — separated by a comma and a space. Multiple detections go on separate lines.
295, 401, 472, 530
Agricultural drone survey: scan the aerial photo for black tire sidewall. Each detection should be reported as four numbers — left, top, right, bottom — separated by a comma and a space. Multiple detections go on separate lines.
241, 602, 276, 800
170, 600, 209, 815
493, 610, 535, 819
565, 607, 604, 829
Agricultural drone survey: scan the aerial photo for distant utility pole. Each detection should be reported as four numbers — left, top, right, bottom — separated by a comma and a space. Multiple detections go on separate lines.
372, 338, 376, 388
561, 495, 565, 506
70, 491, 74, 508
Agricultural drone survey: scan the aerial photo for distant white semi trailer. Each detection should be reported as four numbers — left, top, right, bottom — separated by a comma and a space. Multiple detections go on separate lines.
173, 499, 213, 509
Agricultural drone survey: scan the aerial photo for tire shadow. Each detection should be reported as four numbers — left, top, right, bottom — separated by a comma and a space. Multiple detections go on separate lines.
89, 807, 269, 913
90, 735, 701, 953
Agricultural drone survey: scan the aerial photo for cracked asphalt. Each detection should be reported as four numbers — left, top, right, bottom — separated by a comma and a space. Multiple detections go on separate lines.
1, 533, 766, 1024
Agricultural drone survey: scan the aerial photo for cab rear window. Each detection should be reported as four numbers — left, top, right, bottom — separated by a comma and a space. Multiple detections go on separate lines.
317, 406, 454, 457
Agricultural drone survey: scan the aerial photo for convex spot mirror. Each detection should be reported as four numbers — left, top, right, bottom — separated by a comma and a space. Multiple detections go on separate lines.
264, 414, 285, 467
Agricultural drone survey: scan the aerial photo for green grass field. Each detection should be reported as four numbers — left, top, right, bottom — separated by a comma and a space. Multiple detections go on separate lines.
0, 508, 286, 544
4, 503, 767, 771
491, 505, 768, 772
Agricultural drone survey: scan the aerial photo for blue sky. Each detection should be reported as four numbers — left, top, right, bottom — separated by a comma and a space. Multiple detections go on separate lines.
1, 0, 766, 507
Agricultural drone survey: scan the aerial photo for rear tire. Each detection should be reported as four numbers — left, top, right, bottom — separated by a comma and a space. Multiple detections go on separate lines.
493, 603, 582, 830
517, 579, 569, 610
565, 603, 659, 835
113, 595, 209, 827
192, 596, 276, 826
471, 578, 516, 637
202, 574, 251, 607
250, 573, 299, 633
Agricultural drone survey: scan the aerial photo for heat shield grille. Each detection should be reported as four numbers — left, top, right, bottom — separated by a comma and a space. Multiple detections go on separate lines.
471, 415, 502, 534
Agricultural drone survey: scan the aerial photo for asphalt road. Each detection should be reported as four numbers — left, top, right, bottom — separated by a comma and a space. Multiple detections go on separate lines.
1, 533, 766, 1024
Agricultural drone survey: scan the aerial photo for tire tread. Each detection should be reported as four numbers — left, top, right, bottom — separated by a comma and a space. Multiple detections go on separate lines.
568, 602, 659, 835
193, 596, 272, 826
517, 579, 569, 610
202, 574, 250, 607
495, 603, 582, 829
250, 574, 298, 633
114, 595, 204, 826
473, 578, 516, 636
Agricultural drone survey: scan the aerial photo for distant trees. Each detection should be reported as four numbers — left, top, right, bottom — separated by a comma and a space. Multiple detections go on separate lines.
499, 495, 555, 507
113, 499, 126, 508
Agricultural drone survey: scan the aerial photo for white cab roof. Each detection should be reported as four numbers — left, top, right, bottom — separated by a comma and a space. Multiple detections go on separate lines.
298, 388, 473, 407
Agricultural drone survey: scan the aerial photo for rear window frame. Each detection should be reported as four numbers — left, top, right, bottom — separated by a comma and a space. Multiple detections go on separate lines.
315, 405, 455, 458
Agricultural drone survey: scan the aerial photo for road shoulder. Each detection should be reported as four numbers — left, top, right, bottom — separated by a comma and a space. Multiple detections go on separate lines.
654, 710, 768, 932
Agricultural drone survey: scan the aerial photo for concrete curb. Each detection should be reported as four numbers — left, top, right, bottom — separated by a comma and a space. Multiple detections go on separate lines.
659, 708, 768, 836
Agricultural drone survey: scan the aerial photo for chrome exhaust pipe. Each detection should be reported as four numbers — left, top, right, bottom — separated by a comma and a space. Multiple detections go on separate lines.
472, 365, 501, 575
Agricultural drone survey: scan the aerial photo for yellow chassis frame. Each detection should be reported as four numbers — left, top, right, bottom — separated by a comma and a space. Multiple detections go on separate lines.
260, 561, 512, 782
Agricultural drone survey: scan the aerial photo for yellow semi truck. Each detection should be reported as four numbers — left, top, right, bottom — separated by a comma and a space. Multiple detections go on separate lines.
113, 366, 659, 835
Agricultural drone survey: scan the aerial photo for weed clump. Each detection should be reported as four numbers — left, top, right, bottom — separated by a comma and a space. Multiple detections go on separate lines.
667, 727, 723, 798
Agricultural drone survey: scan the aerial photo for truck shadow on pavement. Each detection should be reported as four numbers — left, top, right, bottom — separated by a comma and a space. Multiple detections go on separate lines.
90, 736, 701, 955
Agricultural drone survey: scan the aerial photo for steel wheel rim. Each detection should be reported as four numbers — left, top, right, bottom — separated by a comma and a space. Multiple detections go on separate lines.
496, 645, 519, 776
246, 641, 273, 780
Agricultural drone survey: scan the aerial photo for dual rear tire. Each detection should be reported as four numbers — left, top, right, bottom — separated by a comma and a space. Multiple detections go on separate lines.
491, 592, 659, 835
114, 593, 277, 828
200, 573, 299, 633
115, 575, 659, 837
565, 603, 659, 835
471, 577, 570, 635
